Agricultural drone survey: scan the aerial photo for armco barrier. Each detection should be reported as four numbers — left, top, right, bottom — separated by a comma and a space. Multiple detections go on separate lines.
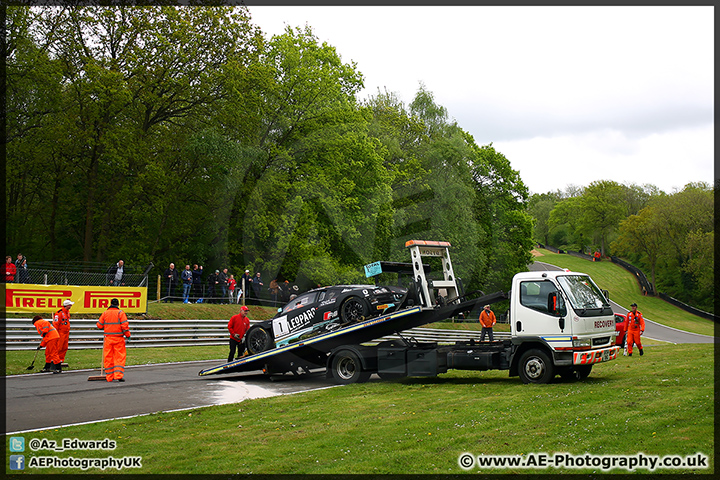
2, 319, 508, 351
566, 250, 594, 261
657, 293, 717, 323
610, 256, 655, 296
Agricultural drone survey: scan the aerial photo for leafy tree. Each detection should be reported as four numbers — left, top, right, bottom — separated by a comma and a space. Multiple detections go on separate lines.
611, 206, 664, 292
577, 180, 626, 256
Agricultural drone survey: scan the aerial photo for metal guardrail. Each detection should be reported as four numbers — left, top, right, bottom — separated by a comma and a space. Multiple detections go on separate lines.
3, 319, 507, 351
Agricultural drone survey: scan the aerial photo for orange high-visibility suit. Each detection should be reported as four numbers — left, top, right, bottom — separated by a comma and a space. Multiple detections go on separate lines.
625, 310, 645, 355
35, 318, 60, 365
53, 307, 71, 363
96, 306, 131, 382
479, 307, 497, 342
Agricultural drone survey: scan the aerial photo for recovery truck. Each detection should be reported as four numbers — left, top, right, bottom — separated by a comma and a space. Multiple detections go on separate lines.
199, 240, 620, 384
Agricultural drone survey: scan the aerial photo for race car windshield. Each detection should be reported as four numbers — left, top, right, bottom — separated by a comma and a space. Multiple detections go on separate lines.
281, 292, 318, 314
557, 275, 609, 314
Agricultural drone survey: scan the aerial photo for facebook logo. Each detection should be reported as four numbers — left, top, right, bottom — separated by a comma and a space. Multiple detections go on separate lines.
10, 455, 25, 470
9, 436, 25, 452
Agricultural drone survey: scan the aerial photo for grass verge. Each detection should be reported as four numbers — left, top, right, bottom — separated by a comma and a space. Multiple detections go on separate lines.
533, 249, 715, 336
4, 343, 713, 475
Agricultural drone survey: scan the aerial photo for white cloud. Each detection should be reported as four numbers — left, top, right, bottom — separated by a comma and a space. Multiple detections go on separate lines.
248, 5, 715, 195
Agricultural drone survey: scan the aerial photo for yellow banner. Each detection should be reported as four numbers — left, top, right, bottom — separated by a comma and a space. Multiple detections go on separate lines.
3, 284, 148, 314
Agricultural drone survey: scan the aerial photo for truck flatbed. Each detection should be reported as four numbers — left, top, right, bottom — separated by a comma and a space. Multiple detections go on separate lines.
198, 291, 507, 377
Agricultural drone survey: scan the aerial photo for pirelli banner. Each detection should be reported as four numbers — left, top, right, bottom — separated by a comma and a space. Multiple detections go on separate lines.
3, 284, 148, 314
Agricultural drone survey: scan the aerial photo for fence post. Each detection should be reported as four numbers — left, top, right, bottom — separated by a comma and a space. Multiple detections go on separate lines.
242, 278, 245, 306
157, 275, 161, 302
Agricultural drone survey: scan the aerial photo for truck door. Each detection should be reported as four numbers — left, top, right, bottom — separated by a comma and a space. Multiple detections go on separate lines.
513, 280, 568, 336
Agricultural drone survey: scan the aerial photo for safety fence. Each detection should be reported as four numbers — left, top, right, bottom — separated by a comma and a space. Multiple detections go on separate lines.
3, 318, 508, 351
8, 267, 150, 288
610, 256, 655, 296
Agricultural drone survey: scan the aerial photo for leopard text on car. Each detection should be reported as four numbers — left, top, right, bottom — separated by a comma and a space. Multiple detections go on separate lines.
244, 285, 406, 354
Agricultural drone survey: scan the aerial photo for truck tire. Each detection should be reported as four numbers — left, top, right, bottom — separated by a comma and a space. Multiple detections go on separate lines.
246, 326, 272, 355
339, 296, 369, 324
559, 365, 593, 381
518, 349, 555, 384
330, 350, 371, 384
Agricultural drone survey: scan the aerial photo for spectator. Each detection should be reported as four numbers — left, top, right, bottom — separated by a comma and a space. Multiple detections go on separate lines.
15, 254, 28, 283
164, 263, 179, 303
228, 274, 237, 303
192, 264, 203, 301
240, 270, 251, 299
269, 278, 280, 304
281, 280, 292, 302
181, 265, 193, 304
5, 256, 16, 283
251, 272, 263, 299
219, 268, 229, 304
107, 260, 125, 287
207, 270, 218, 304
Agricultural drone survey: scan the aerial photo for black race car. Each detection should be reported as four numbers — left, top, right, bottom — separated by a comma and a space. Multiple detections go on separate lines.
245, 284, 407, 354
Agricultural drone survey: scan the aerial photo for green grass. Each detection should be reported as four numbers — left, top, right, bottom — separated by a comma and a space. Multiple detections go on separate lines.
5, 343, 713, 475
533, 249, 715, 336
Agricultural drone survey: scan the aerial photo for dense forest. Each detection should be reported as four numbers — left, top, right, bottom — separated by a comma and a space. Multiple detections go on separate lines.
5, 6, 533, 295
529, 181, 714, 313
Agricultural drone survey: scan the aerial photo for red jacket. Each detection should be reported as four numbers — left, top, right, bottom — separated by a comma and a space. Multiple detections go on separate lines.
228, 313, 250, 341
35, 319, 60, 346
53, 307, 71, 335
5, 262, 16, 282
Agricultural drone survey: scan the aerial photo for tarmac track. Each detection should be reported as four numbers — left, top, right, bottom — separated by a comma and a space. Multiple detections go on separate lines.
5, 360, 337, 434
7, 261, 713, 434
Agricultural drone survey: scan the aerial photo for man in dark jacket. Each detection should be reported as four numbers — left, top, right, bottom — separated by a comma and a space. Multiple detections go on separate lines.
218, 268, 229, 304
163, 263, 179, 302
192, 264, 203, 301
207, 270, 218, 304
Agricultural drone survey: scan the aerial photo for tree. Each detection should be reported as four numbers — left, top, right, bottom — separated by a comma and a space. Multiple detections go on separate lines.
577, 180, 626, 256
611, 206, 664, 292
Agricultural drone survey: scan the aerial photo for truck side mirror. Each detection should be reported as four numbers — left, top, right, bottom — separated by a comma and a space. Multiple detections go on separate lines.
548, 292, 566, 317
548, 292, 558, 314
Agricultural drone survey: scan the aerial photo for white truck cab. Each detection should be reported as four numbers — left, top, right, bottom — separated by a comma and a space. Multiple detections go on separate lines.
509, 270, 619, 382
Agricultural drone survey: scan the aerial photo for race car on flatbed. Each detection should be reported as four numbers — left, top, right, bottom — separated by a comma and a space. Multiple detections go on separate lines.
245, 284, 407, 354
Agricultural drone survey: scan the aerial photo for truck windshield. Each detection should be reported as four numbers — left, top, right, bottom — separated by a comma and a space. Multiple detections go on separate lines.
557, 275, 610, 316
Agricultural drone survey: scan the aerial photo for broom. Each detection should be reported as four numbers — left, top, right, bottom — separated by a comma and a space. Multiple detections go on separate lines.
87, 345, 105, 381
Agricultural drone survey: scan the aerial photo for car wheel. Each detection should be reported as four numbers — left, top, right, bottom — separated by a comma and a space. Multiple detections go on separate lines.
330, 350, 371, 384
246, 326, 273, 355
339, 296, 369, 324
518, 349, 555, 384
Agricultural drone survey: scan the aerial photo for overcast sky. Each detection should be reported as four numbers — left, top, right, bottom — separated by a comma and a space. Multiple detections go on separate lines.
248, 5, 714, 195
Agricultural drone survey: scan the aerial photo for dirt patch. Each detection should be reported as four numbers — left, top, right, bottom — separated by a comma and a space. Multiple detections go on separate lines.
531, 249, 544, 257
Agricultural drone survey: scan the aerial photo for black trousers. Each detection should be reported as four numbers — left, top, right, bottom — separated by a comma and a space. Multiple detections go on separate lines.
228, 337, 246, 362
480, 327, 494, 342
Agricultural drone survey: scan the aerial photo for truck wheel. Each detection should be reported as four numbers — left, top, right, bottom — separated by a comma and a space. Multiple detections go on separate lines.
574, 364, 592, 379
339, 296, 369, 324
518, 349, 555, 384
246, 326, 272, 355
559, 364, 592, 381
330, 350, 371, 384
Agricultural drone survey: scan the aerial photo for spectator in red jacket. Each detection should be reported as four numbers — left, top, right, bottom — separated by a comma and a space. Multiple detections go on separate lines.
5, 256, 16, 282
227, 305, 251, 362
